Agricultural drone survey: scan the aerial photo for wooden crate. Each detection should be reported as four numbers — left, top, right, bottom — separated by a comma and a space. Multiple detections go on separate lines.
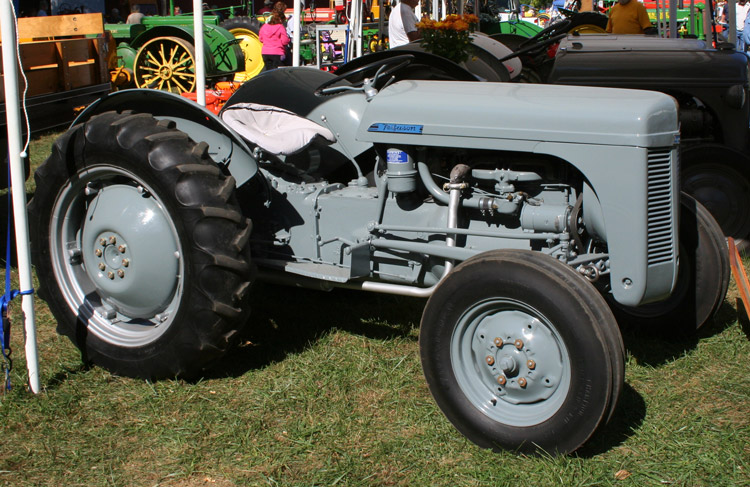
0, 13, 109, 101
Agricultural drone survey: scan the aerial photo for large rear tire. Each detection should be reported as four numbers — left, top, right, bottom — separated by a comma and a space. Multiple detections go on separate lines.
681, 143, 750, 251
29, 111, 254, 379
420, 250, 624, 455
220, 16, 264, 82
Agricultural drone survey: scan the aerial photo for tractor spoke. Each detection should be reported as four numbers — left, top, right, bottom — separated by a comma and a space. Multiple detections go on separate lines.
146, 51, 159, 66
158, 44, 169, 65
172, 78, 189, 93
172, 54, 193, 70
167, 45, 180, 67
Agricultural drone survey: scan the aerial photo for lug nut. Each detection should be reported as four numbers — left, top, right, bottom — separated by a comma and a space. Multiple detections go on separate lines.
122, 259, 129, 267
518, 377, 527, 388
107, 271, 115, 280
98, 263, 106, 271
99, 238, 107, 246
95, 249, 102, 257
118, 245, 126, 253
497, 375, 506, 385
494, 337, 503, 347
486, 355, 495, 366
527, 359, 536, 370
109, 236, 116, 244
514, 339, 524, 350
117, 269, 125, 278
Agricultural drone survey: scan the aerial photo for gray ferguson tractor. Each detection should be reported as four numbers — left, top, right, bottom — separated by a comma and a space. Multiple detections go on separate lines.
29, 56, 729, 455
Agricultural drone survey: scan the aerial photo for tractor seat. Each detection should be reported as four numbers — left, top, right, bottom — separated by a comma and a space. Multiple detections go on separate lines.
221, 103, 336, 156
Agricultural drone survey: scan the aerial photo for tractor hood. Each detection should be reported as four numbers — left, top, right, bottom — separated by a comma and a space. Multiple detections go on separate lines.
550, 35, 749, 88
356, 80, 678, 148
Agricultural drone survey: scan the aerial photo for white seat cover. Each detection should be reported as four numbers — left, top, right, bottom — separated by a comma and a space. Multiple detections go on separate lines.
221, 103, 336, 156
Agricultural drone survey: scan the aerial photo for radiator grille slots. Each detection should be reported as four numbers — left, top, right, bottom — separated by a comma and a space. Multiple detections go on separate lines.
647, 149, 675, 266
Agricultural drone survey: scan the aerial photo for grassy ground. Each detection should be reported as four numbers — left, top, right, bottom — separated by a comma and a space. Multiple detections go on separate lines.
0, 131, 748, 486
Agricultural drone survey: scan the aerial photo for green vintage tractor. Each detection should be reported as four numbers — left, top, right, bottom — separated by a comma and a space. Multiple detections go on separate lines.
108, 1, 253, 93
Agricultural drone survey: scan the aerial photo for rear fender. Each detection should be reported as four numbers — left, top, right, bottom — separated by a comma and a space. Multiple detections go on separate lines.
73, 89, 258, 185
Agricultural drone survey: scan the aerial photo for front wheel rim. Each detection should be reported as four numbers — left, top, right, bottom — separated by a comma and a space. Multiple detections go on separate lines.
451, 298, 571, 427
51, 165, 185, 348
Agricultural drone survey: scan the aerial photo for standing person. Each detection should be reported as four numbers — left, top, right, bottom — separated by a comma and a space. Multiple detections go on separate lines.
605, 0, 656, 35
37, 0, 48, 15
259, 2, 291, 71
126, 4, 144, 24
388, 0, 420, 48
258, 0, 273, 14
736, 0, 750, 51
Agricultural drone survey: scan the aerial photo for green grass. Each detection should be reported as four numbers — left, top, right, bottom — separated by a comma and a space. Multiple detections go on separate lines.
0, 131, 748, 486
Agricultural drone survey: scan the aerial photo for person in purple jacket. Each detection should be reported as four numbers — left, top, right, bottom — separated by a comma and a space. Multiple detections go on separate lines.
259, 2, 291, 71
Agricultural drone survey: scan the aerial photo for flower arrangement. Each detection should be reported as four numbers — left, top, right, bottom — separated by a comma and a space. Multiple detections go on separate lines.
416, 14, 479, 64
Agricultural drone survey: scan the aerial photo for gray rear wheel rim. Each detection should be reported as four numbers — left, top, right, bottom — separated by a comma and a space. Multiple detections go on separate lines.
51, 165, 184, 348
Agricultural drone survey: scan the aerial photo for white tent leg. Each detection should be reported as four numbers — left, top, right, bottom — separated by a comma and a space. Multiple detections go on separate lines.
0, 0, 39, 394
192, 0, 206, 104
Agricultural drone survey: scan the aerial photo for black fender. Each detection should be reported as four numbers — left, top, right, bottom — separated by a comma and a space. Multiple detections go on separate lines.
73, 89, 258, 185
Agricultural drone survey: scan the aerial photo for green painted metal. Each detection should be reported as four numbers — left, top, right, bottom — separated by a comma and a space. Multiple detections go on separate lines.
646, 6, 706, 39
106, 15, 243, 87
481, 19, 543, 37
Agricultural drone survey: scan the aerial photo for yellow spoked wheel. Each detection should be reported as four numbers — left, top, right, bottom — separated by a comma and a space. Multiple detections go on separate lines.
229, 27, 264, 82
568, 24, 607, 34
134, 36, 196, 94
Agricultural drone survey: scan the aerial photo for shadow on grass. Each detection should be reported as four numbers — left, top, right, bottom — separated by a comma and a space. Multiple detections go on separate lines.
575, 382, 646, 458
45, 363, 90, 390
619, 299, 738, 368
206, 283, 425, 379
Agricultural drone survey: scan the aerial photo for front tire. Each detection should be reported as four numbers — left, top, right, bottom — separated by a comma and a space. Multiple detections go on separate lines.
29, 111, 254, 379
420, 250, 624, 455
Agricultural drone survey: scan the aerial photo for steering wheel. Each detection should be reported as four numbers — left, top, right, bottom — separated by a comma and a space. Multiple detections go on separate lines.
314, 54, 415, 96
498, 25, 570, 64
518, 18, 572, 49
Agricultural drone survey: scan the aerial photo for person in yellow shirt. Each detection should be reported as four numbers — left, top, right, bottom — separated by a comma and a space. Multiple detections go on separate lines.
606, 0, 657, 34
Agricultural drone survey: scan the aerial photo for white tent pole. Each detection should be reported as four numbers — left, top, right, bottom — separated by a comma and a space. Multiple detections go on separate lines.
356, 0, 363, 57
669, 0, 677, 37
193, 0, 206, 104
293, 0, 301, 66
0, 0, 39, 394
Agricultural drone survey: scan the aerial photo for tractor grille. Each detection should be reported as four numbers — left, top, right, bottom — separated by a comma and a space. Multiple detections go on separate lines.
646, 148, 676, 266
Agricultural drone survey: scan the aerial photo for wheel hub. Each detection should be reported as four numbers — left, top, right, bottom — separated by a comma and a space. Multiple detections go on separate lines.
92, 231, 131, 281
81, 184, 180, 319
475, 316, 563, 406
158, 66, 173, 79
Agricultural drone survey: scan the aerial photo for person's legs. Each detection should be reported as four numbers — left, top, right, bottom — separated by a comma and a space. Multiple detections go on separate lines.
262, 54, 282, 70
